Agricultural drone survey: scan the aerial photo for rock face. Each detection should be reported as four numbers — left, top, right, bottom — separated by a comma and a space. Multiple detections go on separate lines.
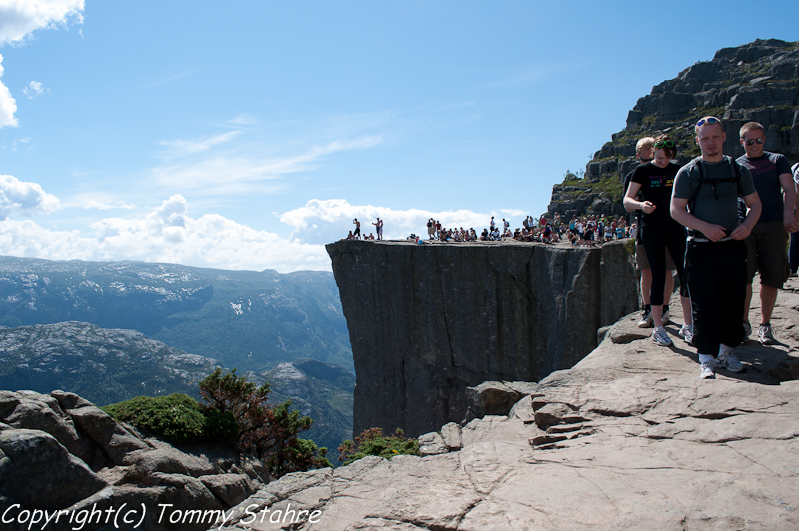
326, 239, 638, 437
548, 38, 799, 219
0, 389, 265, 531
212, 280, 799, 530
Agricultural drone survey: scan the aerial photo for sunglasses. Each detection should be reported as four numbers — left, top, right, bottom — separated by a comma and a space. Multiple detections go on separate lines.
696, 117, 720, 127
745, 138, 764, 146
654, 140, 675, 149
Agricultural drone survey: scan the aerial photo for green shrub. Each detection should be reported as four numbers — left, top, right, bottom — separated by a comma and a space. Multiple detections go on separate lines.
102, 393, 213, 442
338, 427, 420, 465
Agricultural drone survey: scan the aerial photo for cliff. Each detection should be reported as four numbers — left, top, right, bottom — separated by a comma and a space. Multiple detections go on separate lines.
548, 38, 799, 219
326, 239, 638, 437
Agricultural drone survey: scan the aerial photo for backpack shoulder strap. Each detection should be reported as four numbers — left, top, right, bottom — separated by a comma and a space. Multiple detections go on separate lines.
687, 160, 706, 213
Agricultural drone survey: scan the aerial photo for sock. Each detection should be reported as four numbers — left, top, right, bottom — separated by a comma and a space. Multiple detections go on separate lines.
719, 344, 734, 358
699, 354, 715, 365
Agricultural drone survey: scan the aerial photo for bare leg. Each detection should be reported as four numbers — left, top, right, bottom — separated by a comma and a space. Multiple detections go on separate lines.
760, 285, 779, 324
744, 283, 753, 322
641, 269, 652, 306
664, 271, 674, 301
651, 304, 664, 328
681, 295, 692, 326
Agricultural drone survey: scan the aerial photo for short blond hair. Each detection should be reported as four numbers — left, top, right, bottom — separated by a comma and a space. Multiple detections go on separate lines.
740, 121, 765, 139
636, 137, 655, 153
695, 116, 723, 134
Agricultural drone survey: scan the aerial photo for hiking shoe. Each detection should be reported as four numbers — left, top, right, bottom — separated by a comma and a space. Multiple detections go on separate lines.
679, 324, 694, 345
757, 323, 776, 345
716, 350, 744, 372
699, 360, 716, 380
662, 306, 670, 324
637, 309, 653, 328
652, 326, 673, 347
743, 321, 751, 338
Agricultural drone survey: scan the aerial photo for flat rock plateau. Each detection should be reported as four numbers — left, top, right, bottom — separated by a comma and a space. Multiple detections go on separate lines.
213, 276, 799, 530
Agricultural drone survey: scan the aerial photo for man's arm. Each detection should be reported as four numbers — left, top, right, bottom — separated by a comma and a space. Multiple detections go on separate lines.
730, 192, 762, 240
779, 171, 799, 232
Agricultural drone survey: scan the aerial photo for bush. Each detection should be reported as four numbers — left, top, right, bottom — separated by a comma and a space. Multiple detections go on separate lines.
199, 368, 331, 476
338, 427, 420, 465
103, 369, 332, 478
102, 393, 220, 442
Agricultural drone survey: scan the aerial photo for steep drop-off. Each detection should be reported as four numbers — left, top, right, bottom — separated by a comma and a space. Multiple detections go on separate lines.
327, 239, 638, 437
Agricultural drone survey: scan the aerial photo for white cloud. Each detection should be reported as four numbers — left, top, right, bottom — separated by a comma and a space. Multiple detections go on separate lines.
0, 195, 330, 273
0, 1, 84, 127
150, 135, 382, 194
0, 54, 18, 128
23, 80, 48, 98
279, 199, 528, 244
0, 174, 60, 219
62, 192, 136, 211
0, 0, 85, 46
158, 131, 241, 159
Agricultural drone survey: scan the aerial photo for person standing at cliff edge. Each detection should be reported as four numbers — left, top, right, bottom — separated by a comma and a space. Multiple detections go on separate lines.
623, 137, 675, 329
736, 122, 798, 345
373, 218, 384, 240
671, 116, 762, 380
624, 135, 692, 347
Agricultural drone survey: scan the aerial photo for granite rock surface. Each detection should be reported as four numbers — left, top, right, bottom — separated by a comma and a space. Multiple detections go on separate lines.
214, 278, 799, 530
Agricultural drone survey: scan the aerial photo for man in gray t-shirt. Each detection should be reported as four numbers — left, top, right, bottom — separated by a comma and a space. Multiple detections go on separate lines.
670, 116, 762, 380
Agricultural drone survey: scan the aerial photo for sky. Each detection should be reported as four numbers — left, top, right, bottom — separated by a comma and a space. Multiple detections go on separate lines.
0, 1, 797, 273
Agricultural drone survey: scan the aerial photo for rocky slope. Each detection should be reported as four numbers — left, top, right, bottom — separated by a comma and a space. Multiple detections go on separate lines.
0, 321, 221, 405
326, 239, 638, 438
548, 38, 799, 219
0, 389, 266, 531
211, 280, 799, 530
0, 322, 354, 453
0, 256, 352, 372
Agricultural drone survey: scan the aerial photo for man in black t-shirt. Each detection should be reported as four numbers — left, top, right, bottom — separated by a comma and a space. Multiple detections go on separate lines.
737, 122, 799, 345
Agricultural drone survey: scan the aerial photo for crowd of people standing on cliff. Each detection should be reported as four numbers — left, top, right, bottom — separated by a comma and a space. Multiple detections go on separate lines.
421, 214, 634, 245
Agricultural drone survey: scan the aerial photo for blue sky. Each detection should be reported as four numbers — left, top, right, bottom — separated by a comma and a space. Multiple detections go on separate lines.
0, 1, 797, 272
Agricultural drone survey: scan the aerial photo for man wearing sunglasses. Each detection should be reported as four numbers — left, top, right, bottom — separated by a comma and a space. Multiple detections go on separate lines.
671, 116, 762, 379
736, 122, 798, 345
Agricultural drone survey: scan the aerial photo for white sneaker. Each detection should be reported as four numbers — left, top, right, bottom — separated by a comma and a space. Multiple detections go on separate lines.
637, 309, 653, 328
716, 350, 744, 372
652, 326, 673, 347
678, 324, 694, 345
699, 360, 716, 380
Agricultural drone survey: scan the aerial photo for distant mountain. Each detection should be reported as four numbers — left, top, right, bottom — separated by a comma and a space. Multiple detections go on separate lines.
0, 256, 352, 372
0, 321, 220, 405
0, 321, 355, 452
548, 38, 799, 219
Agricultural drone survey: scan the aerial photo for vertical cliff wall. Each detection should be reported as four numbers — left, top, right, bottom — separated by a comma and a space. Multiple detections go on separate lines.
326, 239, 638, 437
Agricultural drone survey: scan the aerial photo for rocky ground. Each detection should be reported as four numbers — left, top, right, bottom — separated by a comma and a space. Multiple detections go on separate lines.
214, 276, 799, 530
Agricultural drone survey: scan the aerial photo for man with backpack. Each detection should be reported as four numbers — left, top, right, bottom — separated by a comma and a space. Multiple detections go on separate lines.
737, 122, 798, 345
671, 116, 762, 380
